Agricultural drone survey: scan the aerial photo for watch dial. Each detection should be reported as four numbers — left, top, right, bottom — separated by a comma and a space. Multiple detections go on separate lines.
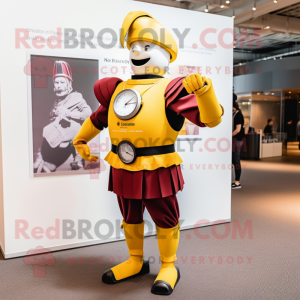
114, 89, 138, 118
118, 142, 135, 164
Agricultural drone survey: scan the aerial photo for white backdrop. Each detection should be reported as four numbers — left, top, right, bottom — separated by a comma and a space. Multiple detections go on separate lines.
0, 0, 233, 258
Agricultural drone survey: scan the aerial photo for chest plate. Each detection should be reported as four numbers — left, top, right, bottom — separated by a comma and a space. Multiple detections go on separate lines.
108, 78, 179, 148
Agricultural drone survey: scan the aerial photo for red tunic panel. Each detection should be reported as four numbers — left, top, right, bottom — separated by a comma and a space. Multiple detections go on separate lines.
108, 165, 184, 199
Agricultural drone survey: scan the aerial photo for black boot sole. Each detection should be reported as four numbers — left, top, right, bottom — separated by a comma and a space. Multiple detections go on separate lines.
102, 259, 149, 284
151, 266, 181, 296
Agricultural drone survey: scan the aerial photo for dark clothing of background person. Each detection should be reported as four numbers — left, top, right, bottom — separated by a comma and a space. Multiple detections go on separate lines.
232, 140, 243, 181
232, 110, 244, 182
264, 124, 272, 135
233, 111, 245, 141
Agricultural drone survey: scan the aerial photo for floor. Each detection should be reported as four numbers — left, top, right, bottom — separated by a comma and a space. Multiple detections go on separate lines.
1, 156, 300, 300
287, 141, 300, 157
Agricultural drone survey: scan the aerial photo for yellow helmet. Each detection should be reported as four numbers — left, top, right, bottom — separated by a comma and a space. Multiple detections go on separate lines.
120, 11, 178, 63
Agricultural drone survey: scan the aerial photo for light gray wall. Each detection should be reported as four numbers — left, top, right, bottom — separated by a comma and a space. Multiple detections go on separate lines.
234, 56, 300, 76
233, 56, 300, 94
251, 101, 281, 132
234, 59, 300, 94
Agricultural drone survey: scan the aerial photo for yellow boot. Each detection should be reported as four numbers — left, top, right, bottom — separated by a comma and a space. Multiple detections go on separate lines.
102, 220, 149, 284
151, 222, 180, 295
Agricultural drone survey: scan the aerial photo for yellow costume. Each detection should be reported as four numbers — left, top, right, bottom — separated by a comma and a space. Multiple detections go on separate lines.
73, 10, 223, 296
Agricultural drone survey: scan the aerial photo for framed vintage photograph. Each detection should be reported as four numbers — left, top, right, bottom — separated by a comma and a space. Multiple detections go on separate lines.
26, 52, 101, 176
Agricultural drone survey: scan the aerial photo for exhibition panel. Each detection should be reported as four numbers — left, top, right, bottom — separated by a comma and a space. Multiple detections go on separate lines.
0, 0, 232, 259
1, 0, 300, 299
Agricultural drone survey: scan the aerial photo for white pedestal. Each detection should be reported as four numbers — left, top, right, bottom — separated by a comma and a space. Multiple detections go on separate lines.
261, 143, 283, 158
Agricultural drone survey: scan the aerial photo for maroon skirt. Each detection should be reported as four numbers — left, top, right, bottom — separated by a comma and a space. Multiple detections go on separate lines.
108, 165, 184, 199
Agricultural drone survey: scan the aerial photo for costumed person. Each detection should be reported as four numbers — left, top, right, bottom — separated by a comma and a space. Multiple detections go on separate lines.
73, 11, 224, 295
34, 61, 92, 173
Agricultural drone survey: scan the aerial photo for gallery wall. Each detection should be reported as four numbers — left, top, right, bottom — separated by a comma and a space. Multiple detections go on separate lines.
0, 0, 233, 258
0, 98, 4, 252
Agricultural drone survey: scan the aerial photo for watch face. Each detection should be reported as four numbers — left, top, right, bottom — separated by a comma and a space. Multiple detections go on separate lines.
113, 89, 142, 120
117, 141, 136, 164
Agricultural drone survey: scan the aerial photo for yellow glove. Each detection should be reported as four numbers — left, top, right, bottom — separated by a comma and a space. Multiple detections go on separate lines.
73, 117, 101, 162
183, 74, 223, 128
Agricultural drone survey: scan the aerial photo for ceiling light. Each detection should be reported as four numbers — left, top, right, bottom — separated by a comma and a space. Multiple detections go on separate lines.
226, 0, 230, 3
271, 93, 274, 95
221, 4, 224, 8
289, 91, 291, 93
232, 15, 235, 18
257, 93, 260, 95
239, 63, 242, 65
274, 0, 277, 3
253, 0, 256, 10
265, 26, 270, 29
205, 3, 208, 12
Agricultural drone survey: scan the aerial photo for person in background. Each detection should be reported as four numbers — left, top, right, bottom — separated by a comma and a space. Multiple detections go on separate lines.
264, 119, 273, 135
297, 118, 300, 150
232, 93, 244, 189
